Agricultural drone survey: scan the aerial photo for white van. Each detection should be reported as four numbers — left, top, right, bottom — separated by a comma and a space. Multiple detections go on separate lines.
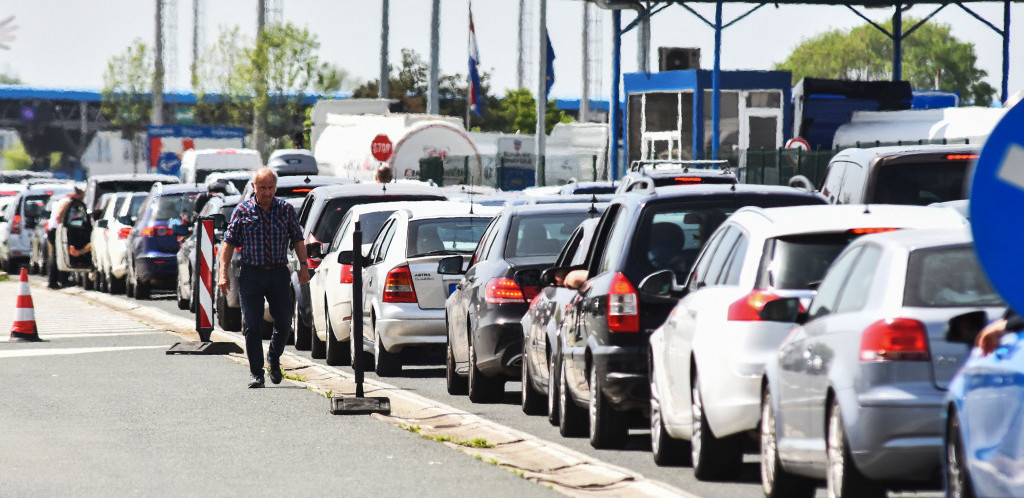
179, 149, 262, 184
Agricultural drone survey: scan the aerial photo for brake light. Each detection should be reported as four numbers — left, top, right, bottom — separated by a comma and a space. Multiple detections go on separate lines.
383, 265, 417, 303
291, 188, 312, 193
946, 154, 979, 160
486, 277, 525, 304
118, 227, 131, 239
674, 177, 702, 184
848, 227, 899, 235
0, 191, 18, 196
607, 272, 639, 333
339, 264, 353, 284
307, 258, 321, 269
727, 289, 785, 321
10, 214, 20, 234
141, 226, 174, 237
860, 318, 930, 362
215, 150, 237, 154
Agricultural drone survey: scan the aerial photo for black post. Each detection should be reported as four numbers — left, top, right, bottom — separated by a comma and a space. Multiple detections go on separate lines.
352, 221, 364, 398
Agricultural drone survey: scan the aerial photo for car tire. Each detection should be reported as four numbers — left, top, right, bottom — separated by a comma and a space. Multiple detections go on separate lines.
108, 273, 125, 294
547, 346, 561, 426
588, 366, 628, 449
83, 272, 95, 291
760, 389, 814, 498
310, 315, 326, 360
558, 358, 587, 437
826, 398, 885, 498
176, 283, 189, 310
468, 336, 504, 403
325, 314, 351, 367
946, 410, 976, 498
651, 395, 690, 466
292, 302, 311, 351
374, 331, 400, 376
134, 273, 150, 300
445, 335, 468, 395
521, 344, 546, 415
216, 294, 241, 332
125, 268, 135, 298
691, 374, 743, 481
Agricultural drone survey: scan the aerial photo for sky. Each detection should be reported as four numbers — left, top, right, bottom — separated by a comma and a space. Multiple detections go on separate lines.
1, 0, 1022, 102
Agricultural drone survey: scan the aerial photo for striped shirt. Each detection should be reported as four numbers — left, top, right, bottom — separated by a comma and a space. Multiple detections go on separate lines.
223, 197, 303, 266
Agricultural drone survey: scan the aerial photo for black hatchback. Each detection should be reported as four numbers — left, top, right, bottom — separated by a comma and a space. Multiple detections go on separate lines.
556, 184, 826, 449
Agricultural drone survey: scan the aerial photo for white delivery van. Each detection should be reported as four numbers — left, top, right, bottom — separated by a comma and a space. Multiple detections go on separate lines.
179, 149, 262, 184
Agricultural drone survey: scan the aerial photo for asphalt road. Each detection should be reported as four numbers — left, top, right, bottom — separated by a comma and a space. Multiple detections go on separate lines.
88, 281, 943, 498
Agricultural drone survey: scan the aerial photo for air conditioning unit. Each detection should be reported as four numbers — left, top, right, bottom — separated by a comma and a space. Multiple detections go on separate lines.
658, 47, 700, 71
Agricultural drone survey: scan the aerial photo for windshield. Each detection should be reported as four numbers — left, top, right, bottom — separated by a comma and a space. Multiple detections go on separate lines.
903, 245, 1003, 308
407, 217, 491, 257
756, 233, 861, 290
152, 192, 199, 222
871, 161, 970, 205
505, 213, 589, 258
312, 195, 444, 242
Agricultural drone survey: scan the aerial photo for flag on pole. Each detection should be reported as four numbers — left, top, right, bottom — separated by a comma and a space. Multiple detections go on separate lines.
545, 29, 555, 97
468, 4, 483, 117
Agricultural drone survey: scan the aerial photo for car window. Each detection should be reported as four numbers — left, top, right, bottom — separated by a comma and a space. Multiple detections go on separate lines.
375, 220, 398, 263
631, 200, 735, 281
151, 192, 199, 222
688, 228, 726, 290
702, 226, 740, 286
586, 204, 621, 276
311, 194, 443, 242
555, 226, 585, 267
504, 213, 588, 259
903, 245, 1004, 308
834, 245, 881, 313
871, 161, 971, 205
599, 209, 632, 274
838, 163, 865, 204
368, 219, 394, 263
821, 161, 847, 201
719, 230, 749, 286
754, 232, 862, 290
65, 201, 90, 229
407, 217, 491, 257
807, 246, 862, 320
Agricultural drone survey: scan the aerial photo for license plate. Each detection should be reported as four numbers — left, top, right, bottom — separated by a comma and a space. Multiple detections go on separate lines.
448, 283, 458, 296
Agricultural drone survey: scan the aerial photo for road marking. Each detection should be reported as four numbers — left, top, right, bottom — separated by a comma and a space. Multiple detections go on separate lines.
0, 345, 167, 358
30, 330, 166, 340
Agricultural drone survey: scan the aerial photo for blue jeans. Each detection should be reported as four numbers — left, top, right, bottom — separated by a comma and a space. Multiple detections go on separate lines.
239, 266, 293, 379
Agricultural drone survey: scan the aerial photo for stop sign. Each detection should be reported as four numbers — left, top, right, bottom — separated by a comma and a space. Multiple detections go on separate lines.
371, 134, 393, 162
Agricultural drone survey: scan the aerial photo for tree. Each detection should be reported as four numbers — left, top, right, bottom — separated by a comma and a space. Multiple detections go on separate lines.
101, 38, 153, 168
775, 19, 996, 106
2, 141, 31, 170
193, 26, 252, 128
489, 88, 573, 135
0, 72, 20, 84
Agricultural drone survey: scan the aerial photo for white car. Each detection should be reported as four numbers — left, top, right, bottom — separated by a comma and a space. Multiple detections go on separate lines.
646, 204, 968, 479
94, 192, 148, 294
0, 185, 70, 273
358, 202, 495, 375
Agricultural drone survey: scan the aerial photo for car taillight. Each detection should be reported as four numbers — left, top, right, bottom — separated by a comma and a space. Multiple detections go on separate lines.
674, 177, 703, 184
383, 265, 417, 303
118, 227, 132, 239
860, 318, 930, 362
728, 289, 784, 321
486, 277, 525, 304
307, 258, 321, 269
946, 154, 979, 160
10, 214, 20, 234
607, 272, 639, 333
848, 227, 899, 235
141, 226, 173, 237
339, 264, 353, 284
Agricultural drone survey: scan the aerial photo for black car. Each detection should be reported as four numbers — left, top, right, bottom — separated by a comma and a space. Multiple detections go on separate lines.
442, 203, 597, 403
555, 184, 827, 449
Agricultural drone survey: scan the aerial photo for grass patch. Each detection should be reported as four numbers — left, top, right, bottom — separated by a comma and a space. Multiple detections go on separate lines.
462, 437, 494, 448
401, 424, 423, 435
282, 372, 306, 382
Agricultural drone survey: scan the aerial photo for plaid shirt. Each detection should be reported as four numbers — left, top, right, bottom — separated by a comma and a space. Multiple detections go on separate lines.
223, 197, 303, 266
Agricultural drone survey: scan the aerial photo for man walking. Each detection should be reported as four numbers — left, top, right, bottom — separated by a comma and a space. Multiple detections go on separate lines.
219, 168, 310, 388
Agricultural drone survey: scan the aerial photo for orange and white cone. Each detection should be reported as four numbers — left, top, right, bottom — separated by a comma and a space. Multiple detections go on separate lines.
10, 268, 40, 341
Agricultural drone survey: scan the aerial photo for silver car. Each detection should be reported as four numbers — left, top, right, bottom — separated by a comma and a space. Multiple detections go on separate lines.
760, 227, 1005, 498
358, 202, 494, 376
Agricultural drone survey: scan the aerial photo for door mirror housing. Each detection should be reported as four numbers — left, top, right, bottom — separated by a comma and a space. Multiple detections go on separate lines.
306, 241, 323, 259
637, 269, 686, 298
118, 215, 134, 226
211, 213, 227, 230
945, 310, 989, 344
96, 219, 108, 229
437, 255, 465, 275
337, 250, 354, 265
760, 297, 804, 323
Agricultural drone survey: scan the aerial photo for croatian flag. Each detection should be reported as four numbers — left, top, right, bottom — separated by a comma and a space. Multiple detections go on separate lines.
468, 4, 483, 117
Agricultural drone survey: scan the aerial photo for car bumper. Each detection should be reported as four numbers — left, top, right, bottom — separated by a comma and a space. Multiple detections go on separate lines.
473, 319, 524, 379
376, 303, 446, 352
135, 253, 178, 284
591, 343, 649, 412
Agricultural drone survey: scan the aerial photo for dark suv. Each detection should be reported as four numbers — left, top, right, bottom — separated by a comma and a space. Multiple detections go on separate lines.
125, 183, 202, 299
442, 203, 597, 403
556, 183, 826, 449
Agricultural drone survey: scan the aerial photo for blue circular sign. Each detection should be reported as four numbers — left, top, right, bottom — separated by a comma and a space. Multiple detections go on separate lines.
156, 152, 182, 176
970, 99, 1024, 313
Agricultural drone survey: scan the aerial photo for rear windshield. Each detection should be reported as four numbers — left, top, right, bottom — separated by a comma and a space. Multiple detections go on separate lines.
871, 161, 970, 205
903, 245, 1003, 308
312, 195, 444, 242
407, 217, 491, 257
755, 233, 861, 290
332, 210, 397, 248
275, 186, 318, 200
570, 186, 617, 195
651, 175, 736, 187
152, 192, 199, 222
505, 213, 589, 258
23, 195, 49, 220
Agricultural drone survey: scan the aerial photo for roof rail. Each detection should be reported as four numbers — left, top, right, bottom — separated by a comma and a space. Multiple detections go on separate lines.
629, 159, 731, 174
733, 205, 773, 222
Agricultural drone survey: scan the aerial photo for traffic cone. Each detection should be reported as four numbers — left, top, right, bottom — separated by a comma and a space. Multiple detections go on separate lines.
10, 268, 40, 342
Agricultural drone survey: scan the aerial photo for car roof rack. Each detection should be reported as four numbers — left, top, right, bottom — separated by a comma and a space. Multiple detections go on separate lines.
628, 159, 731, 174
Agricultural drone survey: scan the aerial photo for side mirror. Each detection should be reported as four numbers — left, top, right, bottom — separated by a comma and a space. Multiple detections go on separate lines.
540, 267, 563, 287
638, 269, 686, 298
211, 214, 227, 230
760, 297, 803, 323
337, 250, 354, 265
437, 255, 465, 275
945, 310, 989, 345
96, 219, 109, 229
118, 215, 133, 226
172, 223, 191, 236
307, 241, 323, 259
514, 268, 541, 290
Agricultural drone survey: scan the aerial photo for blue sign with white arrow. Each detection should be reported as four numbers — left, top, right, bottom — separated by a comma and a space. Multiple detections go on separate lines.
970, 100, 1024, 313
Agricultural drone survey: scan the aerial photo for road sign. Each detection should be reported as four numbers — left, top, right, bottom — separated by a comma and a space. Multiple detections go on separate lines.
785, 137, 809, 150
970, 100, 1024, 313
371, 134, 393, 162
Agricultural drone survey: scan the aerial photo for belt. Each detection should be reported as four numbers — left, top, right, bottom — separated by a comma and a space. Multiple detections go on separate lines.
243, 263, 288, 270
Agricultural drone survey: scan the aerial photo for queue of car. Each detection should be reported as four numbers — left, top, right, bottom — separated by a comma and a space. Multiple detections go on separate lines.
31, 142, 1014, 498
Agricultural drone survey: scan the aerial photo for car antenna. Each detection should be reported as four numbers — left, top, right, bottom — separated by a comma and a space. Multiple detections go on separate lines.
303, 174, 311, 184
588, 194, 598, 215
469, 188, 476, 215
864, 203, 871, 214
730, 182, 736, 191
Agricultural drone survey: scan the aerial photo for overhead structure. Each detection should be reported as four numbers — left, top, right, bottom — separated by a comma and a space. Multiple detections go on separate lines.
582, 0, 1018, 180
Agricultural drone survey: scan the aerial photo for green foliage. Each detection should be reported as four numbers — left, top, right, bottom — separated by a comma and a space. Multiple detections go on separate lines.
489, 88, 573, 134
775, 20, 995, 106
2, 141, 31, 170
101, 38, 153, 135
0, 73, 21, 84
193, 27, 252, 128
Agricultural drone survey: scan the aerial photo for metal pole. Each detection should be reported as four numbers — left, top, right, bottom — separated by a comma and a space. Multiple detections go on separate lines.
352, 222, 364, 398
380, 0, 390, 99
191, 0, 200, 88
536, 0, 548, 187
1002, 0, 1010, 104
892, 4, 902, 82
637, 8, 650, 73
428, 0, 441, 115
711, 0, 722, 160
581, 3, 590, 123
254, 0, 266, 157
517, 0, 527, 89
465, 2, 472, 129
610, 10, 621, 180
153, 0, 165, 126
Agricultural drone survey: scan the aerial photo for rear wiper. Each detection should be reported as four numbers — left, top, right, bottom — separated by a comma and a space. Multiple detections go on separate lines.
414, 249, 464, 257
